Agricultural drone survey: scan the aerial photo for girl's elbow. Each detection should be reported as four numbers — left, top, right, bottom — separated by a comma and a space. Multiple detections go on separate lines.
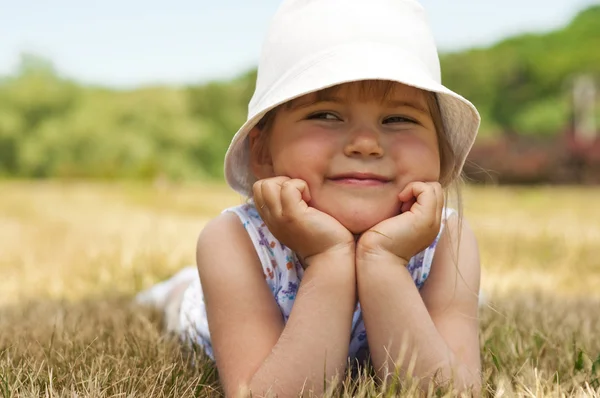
242, 376, 320, 398
448, 364, 482, 395
418, 361, 481, 395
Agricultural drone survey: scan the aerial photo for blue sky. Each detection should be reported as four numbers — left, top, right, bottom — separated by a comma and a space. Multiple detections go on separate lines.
1, 0, 598, 87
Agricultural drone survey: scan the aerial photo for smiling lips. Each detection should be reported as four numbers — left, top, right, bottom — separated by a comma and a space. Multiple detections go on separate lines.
329, 172, 392, 187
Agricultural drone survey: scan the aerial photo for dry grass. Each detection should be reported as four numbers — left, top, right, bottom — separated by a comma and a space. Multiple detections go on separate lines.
1, 181, 599, 397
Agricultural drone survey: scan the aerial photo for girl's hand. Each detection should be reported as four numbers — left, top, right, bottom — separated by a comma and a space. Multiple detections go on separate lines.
253, 177, 355, 265
356, 182, 444, 264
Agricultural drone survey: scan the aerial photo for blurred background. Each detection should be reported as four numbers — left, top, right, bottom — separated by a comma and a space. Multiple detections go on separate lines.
1, 0, 599, 184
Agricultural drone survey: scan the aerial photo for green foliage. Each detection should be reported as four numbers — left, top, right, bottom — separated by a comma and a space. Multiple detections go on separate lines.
1, 7, 599, 179
441, 5, 600, 135
0, 61, 256, 180
512, 96, 571, 136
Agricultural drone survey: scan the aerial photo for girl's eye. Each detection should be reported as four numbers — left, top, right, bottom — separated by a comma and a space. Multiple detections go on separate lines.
307, 112, 340, 121
383, 116, 417, 124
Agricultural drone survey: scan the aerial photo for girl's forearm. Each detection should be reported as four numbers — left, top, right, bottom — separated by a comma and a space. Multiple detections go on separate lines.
356, 255, 479, 391
247, 249, 356, 397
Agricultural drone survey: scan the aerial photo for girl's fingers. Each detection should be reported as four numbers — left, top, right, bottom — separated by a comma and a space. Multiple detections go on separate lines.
399, 182, 441, 225
400, 197, 416, 214
399, 182, 432, 210
252, 180, 268, 217
261, 178, 288, 217
433, 182, 444, 225
398, 182, 417, 214
423, 182, 443, 229
280, 179, 310, 219
398, 181, 421, 203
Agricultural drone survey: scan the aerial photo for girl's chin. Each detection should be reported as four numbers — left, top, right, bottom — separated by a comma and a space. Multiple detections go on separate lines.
333, 210, 397, 235
310, 198, 401, 234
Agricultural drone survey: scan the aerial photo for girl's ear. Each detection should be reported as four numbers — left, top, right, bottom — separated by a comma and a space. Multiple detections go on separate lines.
249, 127, 274, 179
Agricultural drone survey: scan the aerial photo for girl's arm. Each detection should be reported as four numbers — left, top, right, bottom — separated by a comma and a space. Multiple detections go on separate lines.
197, 212, 356, 398
356, 215, 481, 391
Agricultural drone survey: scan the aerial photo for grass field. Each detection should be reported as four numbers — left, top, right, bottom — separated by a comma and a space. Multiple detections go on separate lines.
1, 181, 599, 397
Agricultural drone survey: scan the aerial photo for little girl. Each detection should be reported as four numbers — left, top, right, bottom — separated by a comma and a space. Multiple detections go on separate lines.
137, 0, 482, 395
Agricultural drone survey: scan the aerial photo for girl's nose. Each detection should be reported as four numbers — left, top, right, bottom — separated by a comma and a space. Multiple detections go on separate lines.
343, 127, 384, 158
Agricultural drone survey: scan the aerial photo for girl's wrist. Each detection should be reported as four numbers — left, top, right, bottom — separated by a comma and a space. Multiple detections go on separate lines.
355, 245, 409, 269
355, 249, 411, 294
355, 231, 415, 267
302, 242, 356, 268
302, 244, 356, 285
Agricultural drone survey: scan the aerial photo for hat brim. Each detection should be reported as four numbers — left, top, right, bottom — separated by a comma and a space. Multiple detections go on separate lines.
224, 41, 480, 196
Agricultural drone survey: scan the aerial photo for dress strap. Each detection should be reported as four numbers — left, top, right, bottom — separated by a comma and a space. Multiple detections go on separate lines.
407, 207, 457, 288
223, 204, 295, 294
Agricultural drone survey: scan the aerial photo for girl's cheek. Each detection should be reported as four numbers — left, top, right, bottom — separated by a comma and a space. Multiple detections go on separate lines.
391, 136, 437, 157
290, 133, 337, 158
390, 139, 440, 177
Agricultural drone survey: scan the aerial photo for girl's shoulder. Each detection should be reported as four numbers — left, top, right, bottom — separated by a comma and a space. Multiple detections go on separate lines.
420, 211, 481, 312
195, 209, 257, 264
197, 203, 294, 279
430, 207, 479, 269
195, 207, 272, 302
221, 204, 301, 287
221, 203, 265, 232
196, 203, 261, 250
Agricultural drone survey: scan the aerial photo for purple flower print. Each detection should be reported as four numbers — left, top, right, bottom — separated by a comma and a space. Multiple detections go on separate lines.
257, 227, 275, 257
280, 281, 299, 301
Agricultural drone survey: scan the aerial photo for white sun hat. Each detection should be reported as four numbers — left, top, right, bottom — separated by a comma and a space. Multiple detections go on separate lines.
224, 0, 480, 196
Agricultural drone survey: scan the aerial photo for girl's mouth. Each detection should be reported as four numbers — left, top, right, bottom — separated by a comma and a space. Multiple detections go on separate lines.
329, 172, 392, 186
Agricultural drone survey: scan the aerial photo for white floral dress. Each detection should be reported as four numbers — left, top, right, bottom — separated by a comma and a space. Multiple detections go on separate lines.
177, 204, 453, 360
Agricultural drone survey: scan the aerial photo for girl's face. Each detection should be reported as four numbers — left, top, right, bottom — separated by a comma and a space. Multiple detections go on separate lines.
251, 81, 441, 234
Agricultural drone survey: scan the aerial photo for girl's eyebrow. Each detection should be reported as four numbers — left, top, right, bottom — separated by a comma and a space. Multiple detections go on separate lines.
288, 96, 430, 115
287, 96, 344, 111
385, 100, 430, 115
